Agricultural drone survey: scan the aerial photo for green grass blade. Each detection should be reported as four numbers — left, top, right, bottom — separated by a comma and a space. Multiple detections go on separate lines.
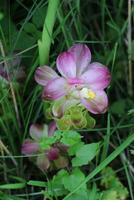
38, 0, 60, 65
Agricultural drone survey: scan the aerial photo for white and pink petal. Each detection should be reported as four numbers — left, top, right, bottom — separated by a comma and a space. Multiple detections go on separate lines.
48, 121, 57, 136
81, 90, 108, 114
30, 124, 48, 141
56, 52, 76, 78
21, 139, 39, 155
42, 77, 68, 100
68, 44, 91, 76
36, 154, 50, 170
46, 147, 59, 161
81, 62, 111, 90
35, 66, 59, 86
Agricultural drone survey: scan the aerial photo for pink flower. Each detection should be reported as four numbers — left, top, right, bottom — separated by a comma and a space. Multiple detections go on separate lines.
21, 122, 58, 170
21, 139, 39, 155
21, 122, 57, 155
35, 44, 111, 114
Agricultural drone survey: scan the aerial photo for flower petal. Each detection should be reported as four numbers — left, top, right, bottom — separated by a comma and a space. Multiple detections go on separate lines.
47, 147, 59, 161
21, 139, 39, 155
52, 98, 65, 118
48, 121, 57, 136
43, 77, 68, 100
81, 90, 108, 114
68, 44, 91, 75
30, 124, 48, 141
52, 97, 79, 118
54, 156, 69, 169
56, 52, 76, 78
35, 66, 59, 86
81, 62, 111, 90
36, 154, 50, 170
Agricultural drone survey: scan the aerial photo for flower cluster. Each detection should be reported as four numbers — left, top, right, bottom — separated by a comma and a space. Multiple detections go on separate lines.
22, 44, 111, 171
22, 122, 68, 170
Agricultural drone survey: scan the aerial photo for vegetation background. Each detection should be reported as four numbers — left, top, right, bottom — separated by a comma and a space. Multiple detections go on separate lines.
0, 0, 134, 199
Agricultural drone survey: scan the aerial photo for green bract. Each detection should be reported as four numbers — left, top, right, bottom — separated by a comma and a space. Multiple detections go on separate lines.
45, 103, 96, 130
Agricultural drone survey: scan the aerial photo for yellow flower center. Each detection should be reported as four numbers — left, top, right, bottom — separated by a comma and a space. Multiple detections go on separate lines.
88, 90, 96, 99
80, 88, 96, 100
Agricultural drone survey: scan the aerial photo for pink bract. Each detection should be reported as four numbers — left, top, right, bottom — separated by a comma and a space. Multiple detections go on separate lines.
35, 44, 111, 114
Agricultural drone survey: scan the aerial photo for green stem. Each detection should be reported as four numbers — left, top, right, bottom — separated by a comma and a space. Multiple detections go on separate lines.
38, 0, 60, 65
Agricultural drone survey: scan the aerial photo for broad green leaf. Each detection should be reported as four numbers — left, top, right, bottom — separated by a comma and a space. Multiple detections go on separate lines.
24, 22, 41, 39
32, 7, 47, 28
110, 100, 125, 115
63, 168, 86, 192
61, 131, 81, 146
48, 170, 68, 196
53, 130, 63, 140
68, 142, 84, 156
14, 31, 35, 49
72, 143, 99, 167
66, 190, 88, 200
23, 22, 37, 33
87, 184, 99, 200
39, 136, 57, 149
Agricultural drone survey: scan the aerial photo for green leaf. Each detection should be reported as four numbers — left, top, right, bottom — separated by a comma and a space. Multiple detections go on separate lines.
23, 22, 41, 39
24, 22, 37, 33
130, 149, 134, 154
86, 114, 96, 128
53, 130, 63, 139
87, 184, 99, 200
110, 100, 125, 115
48, 170, 68, 196
64, 133, 134, 200
68, 142, 84, 156
32, 7, 47, 28
14, 31, 35, 49
72, 143, 99, 167
61, 131, 82, 146
0, 183, 26, 190
27, 180, 47, 187
39, 136, 57, 149
63, 168, 86, 192
66, 190, 88, 200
